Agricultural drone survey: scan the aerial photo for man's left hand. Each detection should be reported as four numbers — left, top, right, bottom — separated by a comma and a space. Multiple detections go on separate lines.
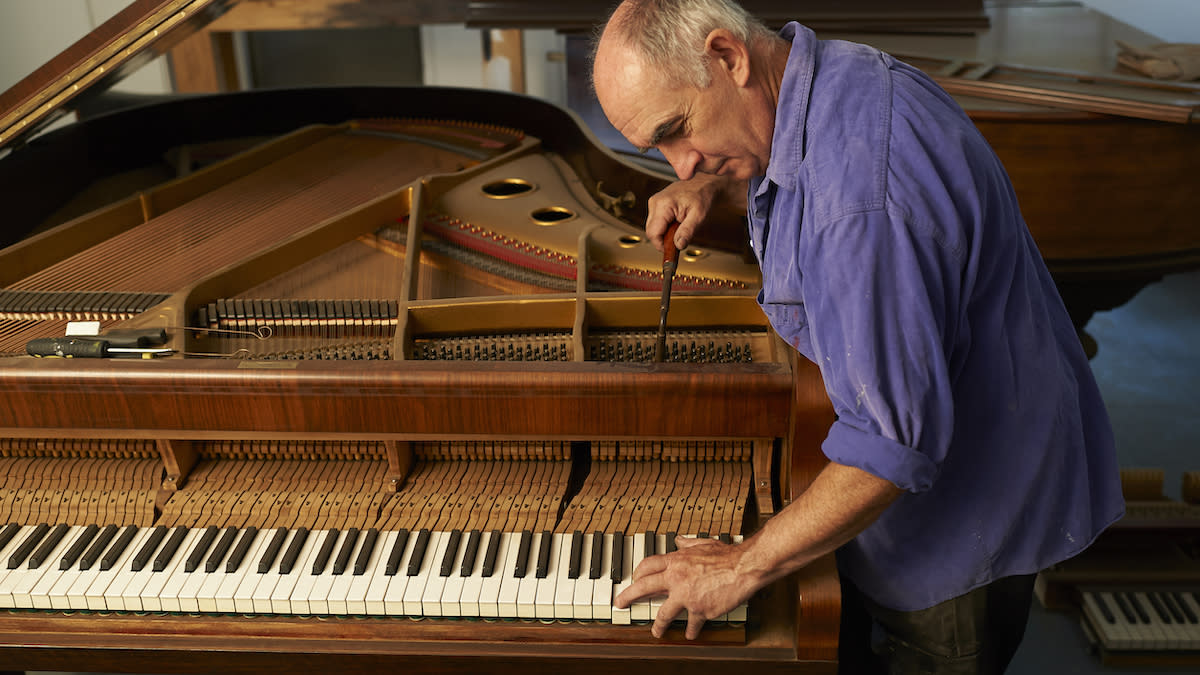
613, 535, 753, 639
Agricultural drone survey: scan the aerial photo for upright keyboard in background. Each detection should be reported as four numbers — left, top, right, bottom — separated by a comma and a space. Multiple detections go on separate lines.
1038, 468, 1200, 667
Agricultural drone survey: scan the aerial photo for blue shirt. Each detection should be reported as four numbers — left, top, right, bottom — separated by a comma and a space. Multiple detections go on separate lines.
750, 24, 1125, 611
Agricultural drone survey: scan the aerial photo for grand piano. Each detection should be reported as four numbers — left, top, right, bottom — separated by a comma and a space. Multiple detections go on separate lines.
0, 1, 841, 672
0, 1, 1197, 673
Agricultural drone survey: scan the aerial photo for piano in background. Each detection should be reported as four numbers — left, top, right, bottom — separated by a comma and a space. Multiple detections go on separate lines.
0, 1, 841, 672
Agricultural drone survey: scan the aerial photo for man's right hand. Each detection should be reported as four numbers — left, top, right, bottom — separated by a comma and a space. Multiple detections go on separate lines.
645, 173, 743, 252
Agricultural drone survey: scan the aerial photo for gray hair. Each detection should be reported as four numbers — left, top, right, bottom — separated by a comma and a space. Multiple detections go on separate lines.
593, 0, 778, 90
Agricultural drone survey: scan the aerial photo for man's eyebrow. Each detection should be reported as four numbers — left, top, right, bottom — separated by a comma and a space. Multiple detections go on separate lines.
637, 116, 681, 154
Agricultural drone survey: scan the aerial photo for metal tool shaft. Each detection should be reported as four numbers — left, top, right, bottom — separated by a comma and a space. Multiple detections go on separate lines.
654, 223, 681, 362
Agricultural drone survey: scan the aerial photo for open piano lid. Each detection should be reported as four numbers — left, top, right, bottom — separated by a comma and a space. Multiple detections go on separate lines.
2, 0, 1197, 157
0, 0, 236, 152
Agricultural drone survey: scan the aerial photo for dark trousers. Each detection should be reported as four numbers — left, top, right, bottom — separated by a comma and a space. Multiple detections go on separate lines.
837, 573, 1037, 675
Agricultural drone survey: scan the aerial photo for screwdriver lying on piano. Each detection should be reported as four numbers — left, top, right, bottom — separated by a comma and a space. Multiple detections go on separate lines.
26, 329, 173, 358
654, 221, 681, 363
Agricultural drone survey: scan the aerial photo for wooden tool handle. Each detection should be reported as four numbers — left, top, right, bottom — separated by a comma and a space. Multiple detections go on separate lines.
663, 222, 681, 264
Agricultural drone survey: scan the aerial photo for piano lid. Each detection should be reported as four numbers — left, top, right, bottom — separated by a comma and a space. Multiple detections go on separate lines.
2, 0, 1197, 157
0, 0, 236, 151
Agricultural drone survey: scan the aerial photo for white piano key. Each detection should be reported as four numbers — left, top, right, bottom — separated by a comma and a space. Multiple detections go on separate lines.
571, 533, 595, 620
382, 530, 420, 615
114, 528, 172, 612
230, 529, 275, 613
629, 532, 651, 622
64, 527, 124, 610
0, 526, 33, 607
28, 525, 86, 609
211, 528, 261, 613
305, 529, 348, 615
553, 533, 578, 619
479, 532, 512, 618
418, 531, 453, 616
361, 530, 399, 616
269, 530, 321, 614
611, 533, 633, 625
284, 530, 330, 615
326, 530, 369, 615
13, 525, 80, 609
140, 528, 202, 613
158, 529, 210, 613
49, 527, 104, 611
344, 530, 385, 615
439, 532, 471, 617
458, 531, 490, 618
496, 534, 524, 618
516, 532, 543, 619
251, 529, 298, 614
402, 530, 440, 616
590, 533, 614, 621
1175, 592, 1200, 651
535, 533, 565, 619
85, 527, 154, 611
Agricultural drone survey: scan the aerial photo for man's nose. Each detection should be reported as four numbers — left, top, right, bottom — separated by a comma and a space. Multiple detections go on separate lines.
660, 143, 699, 182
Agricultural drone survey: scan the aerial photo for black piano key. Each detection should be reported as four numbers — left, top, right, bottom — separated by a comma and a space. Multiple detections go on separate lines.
257, 527, 289, 573
406, 529, 431, 577
60, 523, 99, 570
1125, 591, 1151, 623
185, 526, 219, 573
29, 523, 70, 569
696, 532, 710, 539
226, 527, 258, 573
567, 530, 584, 579
206, 527, 239, 573
130, 525, 168, 572
535, 530, 553, 579
1093, 592, 1116, 623
385, 529, 410, 576
719, 533, 732, 545
643, 530, 655, 559
1172, 592, 1198, 623
311, 528, 340, 575
666, 531, 678, 554
0, 523, 21, 553
514, 530, 533, 579
1147, 591, 1172, 624
9, 523, 50, 569
610, 531, 625, 581
154, 526, 189, 572
100, 525, 138, 571
332, 528, 360, 575
481, 530, 502, 578
279, 528, 309, 575
353, 528, 379, 576
439, 529, 463, 577
1112, 592, 1138, 623
79, 524, 118, 571
1159, 592, 1187, 624
460, 529, 482, 577
588, 531, 604, 580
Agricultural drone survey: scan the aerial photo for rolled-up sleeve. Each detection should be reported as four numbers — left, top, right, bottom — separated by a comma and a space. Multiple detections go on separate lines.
803, 207, 963, 493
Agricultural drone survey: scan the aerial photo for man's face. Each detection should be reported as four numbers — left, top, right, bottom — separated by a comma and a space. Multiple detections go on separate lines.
594, 50, 772, 182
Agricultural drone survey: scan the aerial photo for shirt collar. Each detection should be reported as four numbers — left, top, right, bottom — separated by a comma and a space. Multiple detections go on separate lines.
763, 22, 818, 192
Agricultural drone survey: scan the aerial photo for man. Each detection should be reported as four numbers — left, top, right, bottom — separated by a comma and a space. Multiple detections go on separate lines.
591, 1, 1125, 672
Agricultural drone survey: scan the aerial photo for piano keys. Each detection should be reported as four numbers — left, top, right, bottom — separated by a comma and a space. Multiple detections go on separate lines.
1081, 589, 1200, 656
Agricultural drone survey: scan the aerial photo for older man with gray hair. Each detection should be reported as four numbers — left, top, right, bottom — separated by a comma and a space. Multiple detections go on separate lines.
591, 1, 1124, 672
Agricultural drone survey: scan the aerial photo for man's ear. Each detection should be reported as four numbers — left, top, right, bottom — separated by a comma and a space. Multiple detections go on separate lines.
705, 28, 751, 87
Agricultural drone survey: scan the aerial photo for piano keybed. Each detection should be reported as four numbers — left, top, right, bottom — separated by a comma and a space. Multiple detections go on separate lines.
0, 439, 753, 627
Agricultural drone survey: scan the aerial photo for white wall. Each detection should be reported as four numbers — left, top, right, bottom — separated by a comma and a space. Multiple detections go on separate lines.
420, 25, 566, 106
1082, 0, 1200, 43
